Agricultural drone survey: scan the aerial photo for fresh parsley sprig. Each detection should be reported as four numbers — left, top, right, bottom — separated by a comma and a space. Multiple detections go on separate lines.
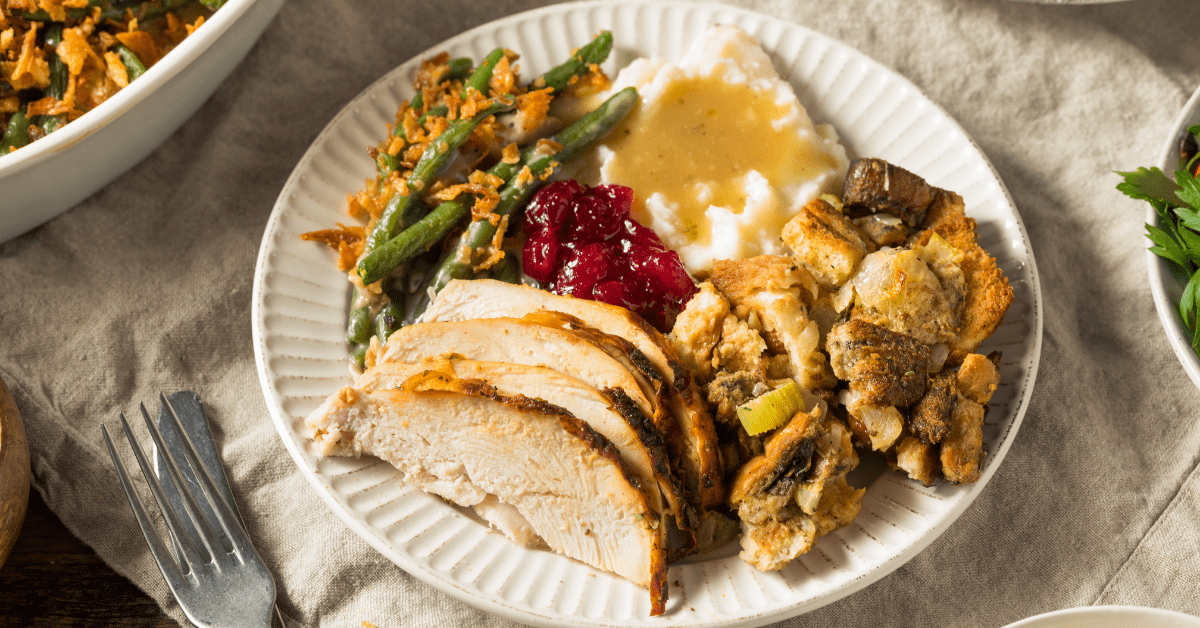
1119, 124, 1200, 351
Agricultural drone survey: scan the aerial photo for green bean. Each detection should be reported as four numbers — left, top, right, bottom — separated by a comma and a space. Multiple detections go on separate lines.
391, 57, 473, 140
200, 0, 227, 9
392, 198, 436, 235
410, 57, 474, 115
462, 48, 506, 98
382, 105, 449, 173
356, 147, 531, 284
133, 0, 193, 21
44, 25, 67, 100
36, 24, 68, 136
374, 300, 404, 344
492, 253, 521, 284
534, 31, 613, 93
405, 247, 441, 286
38, 116, 64, 136
363, 97, 515, 254
383, 276, 409, 304
22, 0, 102, 21
358, 198, 470, 285
346, 305, 373, 345
350, 343, 368, 370
135, 0, 195, 22
428, 86, 639, 292
375, 151, 400, 178
445, 57, 473, 81
116, 44, 147, 81
382, 53, 491, 179
415, 105, 449, 130
1, 109, 31, 154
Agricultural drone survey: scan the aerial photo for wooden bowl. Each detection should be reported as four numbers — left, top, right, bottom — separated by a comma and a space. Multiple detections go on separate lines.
0, 374, 30, 570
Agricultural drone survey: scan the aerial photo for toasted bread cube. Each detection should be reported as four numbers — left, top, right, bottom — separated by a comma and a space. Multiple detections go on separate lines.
893, 436, 939, 486
956, 353, 1000, 404
782, 196, 872, 288
910, 216, 1014, 365
940, 395, 985, 484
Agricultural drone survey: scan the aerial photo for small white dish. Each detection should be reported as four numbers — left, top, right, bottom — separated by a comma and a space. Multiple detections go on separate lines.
252, 2, 1043, 625
1008, 0, 1131, 4
1004, 606, 1200, 628
0, 0, 284, 243
1147, 84, 1200, 392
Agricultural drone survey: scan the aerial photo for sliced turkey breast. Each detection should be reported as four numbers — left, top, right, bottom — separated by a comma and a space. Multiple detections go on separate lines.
372, 317, 657, 420
471, 494, 544, 548
355, 359, 697, 553
423, 279, 725, 510
538, 313, 725, 512
522, 311, 683, 456
425, 279, 680, 378
305, 379, 668, 614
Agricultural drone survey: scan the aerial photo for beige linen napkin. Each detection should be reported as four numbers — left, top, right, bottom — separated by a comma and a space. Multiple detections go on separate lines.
2, 0, 1199, 625
1097, 463, 1200, 608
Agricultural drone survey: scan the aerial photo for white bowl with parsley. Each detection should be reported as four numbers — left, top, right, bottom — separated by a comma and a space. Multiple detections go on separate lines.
1125, 85, 1200, 390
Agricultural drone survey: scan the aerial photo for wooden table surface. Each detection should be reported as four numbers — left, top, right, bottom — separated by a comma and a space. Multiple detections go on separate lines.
0, 489, 179, 628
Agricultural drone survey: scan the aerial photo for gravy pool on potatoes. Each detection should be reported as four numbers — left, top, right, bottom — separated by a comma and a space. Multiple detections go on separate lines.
582, 24, 849, 274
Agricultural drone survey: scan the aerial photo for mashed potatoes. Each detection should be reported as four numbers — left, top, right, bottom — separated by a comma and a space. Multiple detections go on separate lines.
579, 25, 849, 274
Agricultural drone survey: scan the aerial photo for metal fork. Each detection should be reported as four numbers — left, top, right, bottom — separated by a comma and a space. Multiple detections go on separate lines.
102, 394, 277, 628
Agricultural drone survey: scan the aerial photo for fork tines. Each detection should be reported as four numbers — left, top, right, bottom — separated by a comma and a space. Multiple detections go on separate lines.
102, 393, 275, 628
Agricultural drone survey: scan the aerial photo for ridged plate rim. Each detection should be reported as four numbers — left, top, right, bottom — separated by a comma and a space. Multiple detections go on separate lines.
251, 2, 1044, 626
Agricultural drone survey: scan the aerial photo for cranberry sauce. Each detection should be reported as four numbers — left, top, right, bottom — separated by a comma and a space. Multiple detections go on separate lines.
522, 181, 697, 331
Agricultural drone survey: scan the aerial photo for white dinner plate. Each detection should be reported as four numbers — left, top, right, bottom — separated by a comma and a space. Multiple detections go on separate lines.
251, 2, 1044, 625
1003, 606, 1200, 628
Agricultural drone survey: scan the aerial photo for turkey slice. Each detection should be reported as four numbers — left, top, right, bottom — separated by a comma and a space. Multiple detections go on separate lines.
305, 378, 668, 614
423, 279, 724, 510
372, 317, 658, 420
356, 359, 697, 553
